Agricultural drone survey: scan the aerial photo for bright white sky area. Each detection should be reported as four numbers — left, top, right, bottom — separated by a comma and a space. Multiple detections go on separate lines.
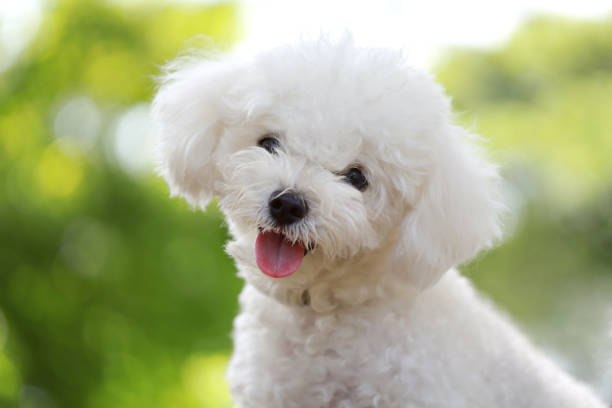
1, 0, 612, 72
238, 0, 612, 69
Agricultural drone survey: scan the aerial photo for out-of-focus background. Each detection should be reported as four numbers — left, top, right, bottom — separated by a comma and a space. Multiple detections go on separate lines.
1, 0, 611, 406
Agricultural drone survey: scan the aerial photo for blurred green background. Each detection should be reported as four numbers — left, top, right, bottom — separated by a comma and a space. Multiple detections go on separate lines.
0, 1, 611, 407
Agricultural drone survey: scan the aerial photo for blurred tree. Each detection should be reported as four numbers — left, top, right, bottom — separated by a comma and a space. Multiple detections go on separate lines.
436, 16, 612, 200
0, 1, 240, 407
436, 16, 612, 397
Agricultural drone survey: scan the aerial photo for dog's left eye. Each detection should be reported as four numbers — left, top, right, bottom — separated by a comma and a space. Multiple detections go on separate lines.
257, 135, 280, 154
343, 167, 368, 191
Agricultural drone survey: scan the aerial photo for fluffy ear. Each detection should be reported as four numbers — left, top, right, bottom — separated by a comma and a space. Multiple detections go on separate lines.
397, 125, 505, 289
152, 59, 239, 209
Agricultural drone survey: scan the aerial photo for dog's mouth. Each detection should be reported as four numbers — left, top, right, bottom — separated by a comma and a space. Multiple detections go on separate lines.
255, 229, 311, 278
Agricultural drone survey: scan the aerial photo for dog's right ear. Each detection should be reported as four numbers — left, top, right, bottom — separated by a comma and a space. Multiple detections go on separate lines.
152, 59, 240, 210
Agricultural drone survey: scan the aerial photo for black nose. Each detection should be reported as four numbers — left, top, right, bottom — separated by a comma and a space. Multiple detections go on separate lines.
269, 190, 308, 226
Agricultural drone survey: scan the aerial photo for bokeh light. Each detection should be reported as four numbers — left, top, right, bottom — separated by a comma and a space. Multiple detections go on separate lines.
0, 0, 42, 73
53, 96, 102, 155
110, 103, 160, 176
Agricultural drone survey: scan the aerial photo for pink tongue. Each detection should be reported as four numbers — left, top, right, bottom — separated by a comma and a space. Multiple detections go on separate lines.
255, 231, 305, 278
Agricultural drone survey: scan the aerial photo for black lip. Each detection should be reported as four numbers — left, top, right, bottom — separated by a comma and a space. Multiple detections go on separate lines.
304, 243, 316, 255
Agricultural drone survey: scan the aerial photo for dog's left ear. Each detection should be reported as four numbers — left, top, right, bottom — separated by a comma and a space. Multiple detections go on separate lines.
396, 125, 505, 289
152, 59, 240, 209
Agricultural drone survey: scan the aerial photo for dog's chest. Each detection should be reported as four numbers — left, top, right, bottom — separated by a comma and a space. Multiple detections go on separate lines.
227, 275, 512, 408
228, 288, 427, 407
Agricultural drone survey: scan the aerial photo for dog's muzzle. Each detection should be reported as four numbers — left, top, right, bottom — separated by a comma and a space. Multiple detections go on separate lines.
253, 190, 314, 279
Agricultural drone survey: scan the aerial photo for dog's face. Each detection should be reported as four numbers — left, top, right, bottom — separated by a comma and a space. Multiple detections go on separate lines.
154, 40, 504, 309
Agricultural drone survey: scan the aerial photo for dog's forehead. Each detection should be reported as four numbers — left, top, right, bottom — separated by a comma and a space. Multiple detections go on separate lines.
261, 99, 370, 170
264, 93, 382, 170
285, 127, 363, 170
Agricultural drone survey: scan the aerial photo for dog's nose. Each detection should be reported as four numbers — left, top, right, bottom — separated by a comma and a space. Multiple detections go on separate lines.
269, 190, 308, 226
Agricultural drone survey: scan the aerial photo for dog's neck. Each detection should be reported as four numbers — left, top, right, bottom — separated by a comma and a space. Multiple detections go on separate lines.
291, 225, 422, 313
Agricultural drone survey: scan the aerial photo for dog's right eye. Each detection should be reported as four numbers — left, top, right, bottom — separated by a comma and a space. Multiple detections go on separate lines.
343, 167, 368, 191
257, 135, 280, 154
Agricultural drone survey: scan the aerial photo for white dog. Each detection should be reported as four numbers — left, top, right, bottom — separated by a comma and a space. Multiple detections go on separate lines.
153, 38, 605, 407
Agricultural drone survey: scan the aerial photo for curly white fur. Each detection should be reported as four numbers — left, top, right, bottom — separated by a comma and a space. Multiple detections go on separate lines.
153, 37, 606, 407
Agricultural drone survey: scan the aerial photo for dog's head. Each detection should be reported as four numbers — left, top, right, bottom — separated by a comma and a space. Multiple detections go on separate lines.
153, 39, 504, 310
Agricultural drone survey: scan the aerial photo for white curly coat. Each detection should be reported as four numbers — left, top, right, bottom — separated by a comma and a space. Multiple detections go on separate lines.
153, 38, 606, 407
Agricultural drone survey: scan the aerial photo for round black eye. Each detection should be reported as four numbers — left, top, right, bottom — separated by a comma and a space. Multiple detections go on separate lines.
344, 167, 368, 191
257, 135, 280, 154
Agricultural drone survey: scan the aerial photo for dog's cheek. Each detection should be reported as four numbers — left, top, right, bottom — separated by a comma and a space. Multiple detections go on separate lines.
217, 149, 280, 226
310, 185, 378, 259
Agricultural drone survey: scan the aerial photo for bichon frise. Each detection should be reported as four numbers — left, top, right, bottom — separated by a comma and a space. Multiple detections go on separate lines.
153, 38, 605, 407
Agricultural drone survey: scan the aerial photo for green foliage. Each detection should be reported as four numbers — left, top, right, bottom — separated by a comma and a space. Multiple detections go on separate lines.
436, 16, 612, 388
437, 16, 612, 108
435, 16, 612, 200
0, 1, 239, 407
